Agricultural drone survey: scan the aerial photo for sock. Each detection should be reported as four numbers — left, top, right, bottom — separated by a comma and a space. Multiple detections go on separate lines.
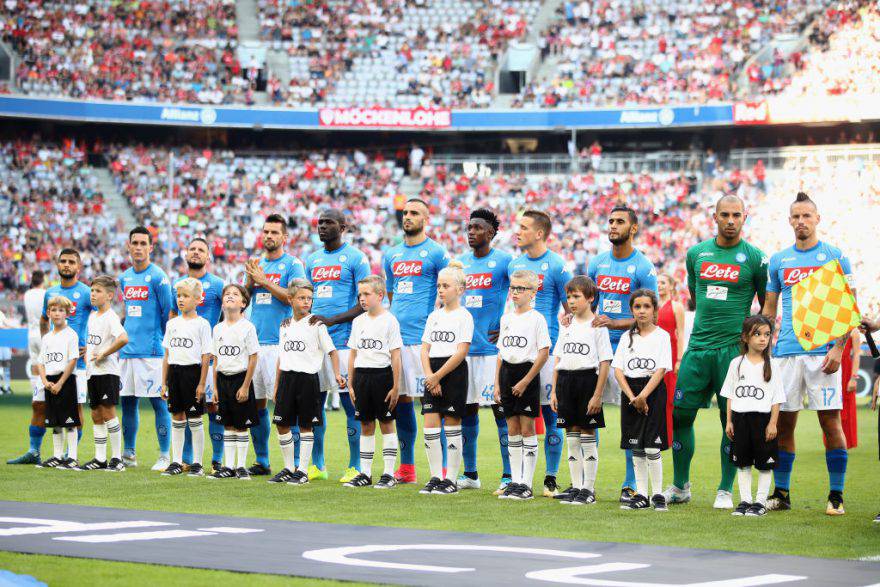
496, 416, 511, 477
360, 434, 375, 478
66, 427, 78, 461
737, 466, 753, 503
522, 435, 539, 489
340, 392, 361, 470
719, 431, 737, 492
632, 449, 649, 497
278, 431, 295, 471
28, 424, 46, 455
825, 448, 848, 492
106, 417, 122, 460
298, 432, 314, 473
424, 427, 443, 479
236, 431, 250, 469
52, 429, 64, 459
756, 469, 772, 504
623, 449, 636, 489
646, 448, 663, 496
508, 434, 523, 483
93, 422, 108, 462
171, 420, 186, 464
462, 412, 479, 475
292, 426, 301, 468
182, 425, 193, 464
541, 405, 562, 475
774, 450, 795, 491
566, 431, 583, 489
121, 396, 139, 453
188, 418, 204, 465
581, 434, 598, 491
223, 432, 236, 469
444, 425, 462, 481
672, 407, 697, 489
440, 426, 448, 471
77, 427, 83, 442
311, 407, 326, 471
252, 408, 271, 468
209, 414, 224, 463
149, 397, 171, 456
396, 401, 417, 466
382, 432, 398, 476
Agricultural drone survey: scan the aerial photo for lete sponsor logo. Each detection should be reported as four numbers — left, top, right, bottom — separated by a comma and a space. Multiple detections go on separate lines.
699, 262, 740, 283
466, 273, 492, 290
318, 108, 451, 128
123, 286, 149, 301
312, 266, 342, 281
783, 266, 820, 286
392, 261, 423, 277
264, 273, 282, 285
596, 275, 631, 294
733, 101, 769, 125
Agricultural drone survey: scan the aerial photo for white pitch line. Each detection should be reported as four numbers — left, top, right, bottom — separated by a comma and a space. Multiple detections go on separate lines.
56, 530, 215, 543
197, 527, 264, 534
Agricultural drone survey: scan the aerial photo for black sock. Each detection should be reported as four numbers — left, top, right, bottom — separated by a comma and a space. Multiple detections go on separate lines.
463, 471, 478, 480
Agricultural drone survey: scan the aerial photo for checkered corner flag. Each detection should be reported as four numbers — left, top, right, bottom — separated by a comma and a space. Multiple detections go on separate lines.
792, 259, 878, 357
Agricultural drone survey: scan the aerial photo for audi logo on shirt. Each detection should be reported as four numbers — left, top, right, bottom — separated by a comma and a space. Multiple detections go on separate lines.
283, 341, 306, 352
217, 345, 241, 356
124, 286, 149, 301
312, 266, 342, 281
169, 338, 194, 348
44, 352, 64, 363
699, 262, 740, 283
502, 336, 528, 348
357, 338, 383, 350
782, 266, 819, 286
596, 275, 631, 294
627, 358, 656, 370
563, 342, 591, 355
735, 385, 765, 399
392, 261, 423, 277
430, 331, 456, 343
466, 273, 492, 289
87, 334, 102, 345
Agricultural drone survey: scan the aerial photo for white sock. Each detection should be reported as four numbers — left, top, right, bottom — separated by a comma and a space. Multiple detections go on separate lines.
106, 417, 122, 460
756, 469, 772, 505
93, 423, 108, 462
53, 429, 64, 460
444, 425, 462, 481
360, 434, 375, 478
188, 418, 204, 465
236, 431, 249, 469
382, 432, 398, 476
508, 434, 523, 484
298, 432, 314, 473
632, 450, 649, 497
646, 448, 663, 496
737, 466, 753, 503
278, 431, 295, 471
66, 427, 78, 462
522, 435, 538, 489
566, 432, 583, 489
223, 432, 236, 469
581, 434, 598, 491
171, 420, 186, 464
424, 427, 443, 479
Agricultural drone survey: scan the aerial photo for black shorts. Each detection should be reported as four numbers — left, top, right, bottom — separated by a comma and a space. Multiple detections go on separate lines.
217, 371, 259, 429
167, 364, 205, 417
497, 361, 540, 419
273, 370, 323, 428
87, 374, 120, 409
45, 373, 80, 428
620, 376, 668, 450
353, 367, 395, 423
730, 411, 778, 470
555, 369, 605, 430
421, 357, 468, 418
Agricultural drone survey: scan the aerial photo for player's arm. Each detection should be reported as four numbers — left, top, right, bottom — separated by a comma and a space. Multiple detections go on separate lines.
590, 360, 609, 414
156, 275, 174, 330
248, 264, 291, 304
347, 349, 357, 398
160, 351, 170, 400
432, 341, 470, 381
673, 301, 685, 367
614, 366, 634, 402
242, 352, 258, 395
638, 367, 667, 399
754, 249, 769, 309
549, 360, 560, 411
420, 341, 434, 389
39, 292, 49, 335
54, 358, 77, 394
388, 347, 402, 409
271, 355, 281, 402
310, 304, 365, 327
197, 351, 209, 401
97, 330, 129, 362
383, 254, 394, 303
519, 347, 549, 390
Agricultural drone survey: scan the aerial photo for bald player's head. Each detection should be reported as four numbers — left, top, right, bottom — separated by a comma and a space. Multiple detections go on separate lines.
713, 194, 747, 242
320, 208, 346, 223
317, 208, 347, 244
715, 194, 744, 213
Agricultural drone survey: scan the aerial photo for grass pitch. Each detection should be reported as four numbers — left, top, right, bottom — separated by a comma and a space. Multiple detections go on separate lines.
1, 380, 878, 585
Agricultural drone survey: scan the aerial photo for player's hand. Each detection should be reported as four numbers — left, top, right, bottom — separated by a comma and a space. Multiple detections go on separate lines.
487, 329, 499, 344
820, 345, 842, 374
424, 374, 440, 394
78, 345, 86, 359
587, 395, 602, 415
309, 314, 336, 327
50, 383, 60, 395
632, 394, 648, 415
493, 383, 501, 404
860, 317, 879, 334
560, 313, 573, 327
549, 392, 558, 413
674, 362, 680, 375
348, 385, 356, 402
236, 385, 248, 402
161, 385, 169, 400
592, 314, 611, 329
765, 422, 777, 442
335, 374, 346, 389
846, 378, 857, 393
195, 384, 204, 402
512, 379, 527, 397
212, 391, 219, 405
385, 388, 399, 411
245, 259, 267, 287
725, 421, 734, 440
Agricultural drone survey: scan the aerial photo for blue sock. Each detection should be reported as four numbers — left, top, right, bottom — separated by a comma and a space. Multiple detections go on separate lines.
623, 449, 636, 489
340, 392, 360, 470
462, 412, 479, 474
825, 448, 847, 492
495, 415, 511, 477
121, 396, 139, 453
541, 405, 562, 476
292, 426, 301, 468
252, 408, 271, 468
182, 426, 193, 464
28, 425, 45, 454
774, 450, 795, 491
149, 397, 171, 456
77, 427, 83, 442
312, 393, 327, 470
441, 425, 448, 470
209, 414, 224, 463
396, 401, 417, 466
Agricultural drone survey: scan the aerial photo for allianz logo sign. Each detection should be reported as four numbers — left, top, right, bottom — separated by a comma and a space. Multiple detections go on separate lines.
619, 107, 675, 126
160, 107, 218, 125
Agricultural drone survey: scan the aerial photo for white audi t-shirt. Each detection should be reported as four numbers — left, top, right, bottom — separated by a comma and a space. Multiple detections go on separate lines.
498, 308, 550, 365
279, 314, 336, 374
37, 326, 79, 376
86, 308, 126, 378
720, 356, 786, 413
553, 319, 613, 371
212, 318, 260, 375
611, 327, 672, 378
422, 306, 474, 358
163, 315, 213, 365
348, 310, 403, 369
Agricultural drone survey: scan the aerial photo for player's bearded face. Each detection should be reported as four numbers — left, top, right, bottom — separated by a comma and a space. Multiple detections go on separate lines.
56, 255, 79, 279
186, 244, 208, 270
402, 205, 427, 236
262, 223, 286, 252
789, 203, 819, 241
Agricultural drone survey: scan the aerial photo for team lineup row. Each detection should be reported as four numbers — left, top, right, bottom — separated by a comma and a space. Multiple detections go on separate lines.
11, 195, 877, 519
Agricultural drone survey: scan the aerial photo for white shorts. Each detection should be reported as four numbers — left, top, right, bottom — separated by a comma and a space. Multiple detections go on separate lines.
253, 344, 278, 401
75, 369, 87, 404
319, 348, 350, 393
538, 360, 554, 406
466, 355, 497, 406
204, 363, 216, 403
28, 356, 43, 400
120, 358, 163, 398
0, 347, 10, 361
602, 370, 622, 406
400, 344, 425, 398
28, 332, 40, 363
779, 355, 842, 412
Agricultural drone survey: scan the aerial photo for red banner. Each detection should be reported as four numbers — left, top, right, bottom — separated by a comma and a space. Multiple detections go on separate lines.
733, 101, 769, 125
318, 108, 452, 128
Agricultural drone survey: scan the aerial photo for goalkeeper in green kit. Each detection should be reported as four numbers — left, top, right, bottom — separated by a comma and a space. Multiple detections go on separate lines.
664, 195, 768, 509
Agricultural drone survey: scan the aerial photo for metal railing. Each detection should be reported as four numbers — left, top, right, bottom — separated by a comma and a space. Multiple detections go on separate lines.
728, 144, 880, 170
430, 151, 701, 175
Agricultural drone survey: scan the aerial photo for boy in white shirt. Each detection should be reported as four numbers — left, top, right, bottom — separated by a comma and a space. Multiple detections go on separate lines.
36, 296, 81, 470
494, 270, 551, 500
345, 275, 403, 489
269, 279, 344, 485
161, 278, 213, 477
82, 276, 129, 471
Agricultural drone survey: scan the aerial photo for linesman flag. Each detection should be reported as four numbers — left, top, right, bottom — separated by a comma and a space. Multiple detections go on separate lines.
792, 259, 860, 351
